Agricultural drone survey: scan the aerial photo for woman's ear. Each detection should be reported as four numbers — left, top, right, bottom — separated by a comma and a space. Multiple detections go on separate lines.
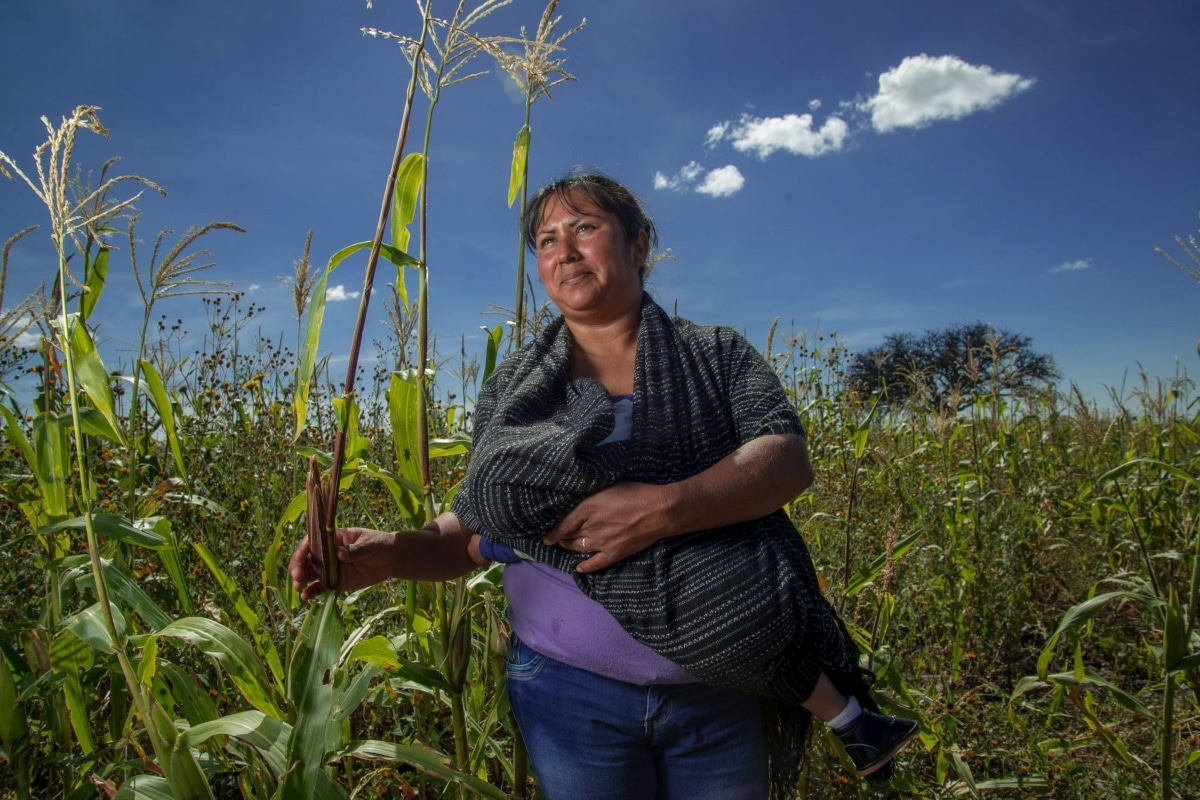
633, 229, 649, 267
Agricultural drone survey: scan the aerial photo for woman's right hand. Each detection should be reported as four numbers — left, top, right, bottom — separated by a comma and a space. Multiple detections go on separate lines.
288, 527, 400, 601
287, 513, 482, 601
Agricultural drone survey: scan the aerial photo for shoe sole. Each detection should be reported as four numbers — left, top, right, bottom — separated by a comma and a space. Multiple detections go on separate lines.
856, 723, 920, 777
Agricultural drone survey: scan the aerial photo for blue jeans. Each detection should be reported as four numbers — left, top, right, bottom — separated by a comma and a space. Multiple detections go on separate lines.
506, 635, 769, 800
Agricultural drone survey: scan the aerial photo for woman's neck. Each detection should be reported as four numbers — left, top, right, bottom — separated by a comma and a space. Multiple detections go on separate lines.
566, 306, 640, 395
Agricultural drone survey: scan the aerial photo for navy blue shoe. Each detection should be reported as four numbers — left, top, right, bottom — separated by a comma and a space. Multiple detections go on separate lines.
833, 709, 919, 777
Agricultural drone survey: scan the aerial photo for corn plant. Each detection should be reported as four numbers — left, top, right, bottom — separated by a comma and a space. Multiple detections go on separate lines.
488, 0, 584, 347
1013, 383, 1200, 799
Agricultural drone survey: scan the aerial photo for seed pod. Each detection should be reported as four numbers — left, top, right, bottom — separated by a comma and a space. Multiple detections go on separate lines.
446, 617, 472, 691
305, 457, 339, 591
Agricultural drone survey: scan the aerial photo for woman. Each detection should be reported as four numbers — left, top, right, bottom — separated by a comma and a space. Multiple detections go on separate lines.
290, 172, 917, 799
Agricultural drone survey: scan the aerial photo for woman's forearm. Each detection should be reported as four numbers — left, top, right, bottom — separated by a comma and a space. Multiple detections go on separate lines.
391, 512, 482, 580
659, 433, 813, 538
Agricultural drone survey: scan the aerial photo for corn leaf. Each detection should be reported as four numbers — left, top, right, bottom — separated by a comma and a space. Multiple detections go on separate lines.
35, 512, 165, 548
295, 246, 341, 443
156, 663, 219, 728
1054, 589, 1158, 635
1042, 669, 1155, 719
347, 636, 403, 672
386, 659, 452, 696
50, 630, 95, 754
183, 710, 291, 778
1172, 652, 1200, 672
0, 404, 36, 478
32, 412, 70, 517
482, 322, 504, 383
279, 590, 344, 800
843, 530, 922, 597
1099, 457, 1198, 486
356, 462, 422, 526
0, 653, 30, 799
80, 245, 109, 321
58, 313, 126, 447
168, 746, 215, 800
151, 617, 283, 720
149, 695, 215, 800
379, 243, 419, 268
194, 541, 285, 687
947, 750, 977, 795
139, 359, 188, 483
332, 663, 379, 723
315, 773, 351, 800
390, 152, 426, 310
112, 775, 174, 800
430, 432, 471, 459
507, 125, 531, 208
1165, 586, 1187, 671
150, 517, 194, 615
63, 602, 124, 654
72, 560, 173, 631
73, 406, 124, 443
388, 372, 423, 491
328, 739, 507, 800
332, 395, 370, 459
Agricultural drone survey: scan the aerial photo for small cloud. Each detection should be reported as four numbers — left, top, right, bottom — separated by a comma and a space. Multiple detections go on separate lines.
14, 328, 41, 348
864, 54, 1034, 133
696, 165, 745, 197
653, 160, 704, 191
808, 99, 822, 111
704, 122, 729, 149
247, 283, 260, 292
326, 284, 361, 301
712, 112, 849, 159
1050, 258, 1092, 274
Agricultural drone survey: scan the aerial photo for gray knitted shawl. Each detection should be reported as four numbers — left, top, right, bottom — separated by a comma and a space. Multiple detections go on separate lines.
452, 296, 864, 709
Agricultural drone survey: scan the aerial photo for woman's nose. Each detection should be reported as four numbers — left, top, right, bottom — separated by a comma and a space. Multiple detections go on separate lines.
557, 237, 580, 263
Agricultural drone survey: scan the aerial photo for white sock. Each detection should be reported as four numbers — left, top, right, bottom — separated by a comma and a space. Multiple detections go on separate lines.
826, 695, 861, 730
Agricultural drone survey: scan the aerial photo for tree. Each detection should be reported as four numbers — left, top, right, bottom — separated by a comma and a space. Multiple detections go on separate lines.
847, 322, 1058, 409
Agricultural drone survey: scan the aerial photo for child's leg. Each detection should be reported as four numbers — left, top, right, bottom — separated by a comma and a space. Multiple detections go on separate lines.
801, 671, 919, 778
799, 672, 850, 720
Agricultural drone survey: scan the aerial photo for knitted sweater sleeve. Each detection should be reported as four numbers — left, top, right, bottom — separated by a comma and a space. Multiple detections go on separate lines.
449, 360, 507, 534
717, 327, 806, 445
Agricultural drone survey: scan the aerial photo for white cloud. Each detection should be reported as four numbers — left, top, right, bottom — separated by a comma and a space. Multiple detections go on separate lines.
652, 161, 704, 191
14, 327, 40, 348
1051, 258, 1091, 273
326, 284, 361, 301
808, 99, 822, 111
864, 54, 1035, 133
247, 283, 260, 292
710, 112, 849, 159
704, 122, 729, 149
696, 165, 745, 197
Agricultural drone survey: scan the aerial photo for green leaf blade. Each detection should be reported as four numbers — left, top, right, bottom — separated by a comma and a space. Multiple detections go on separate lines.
280, 591, 344, 799
508, 125, 531, 208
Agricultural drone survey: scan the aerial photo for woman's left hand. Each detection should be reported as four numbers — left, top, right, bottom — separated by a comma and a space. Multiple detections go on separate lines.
542, 481, 671, 573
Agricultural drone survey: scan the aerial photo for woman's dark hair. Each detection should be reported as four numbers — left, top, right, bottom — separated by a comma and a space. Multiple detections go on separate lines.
522, 171, 659, 258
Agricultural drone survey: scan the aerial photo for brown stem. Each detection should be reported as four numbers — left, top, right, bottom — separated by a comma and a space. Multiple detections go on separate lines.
323, 23, 429, 543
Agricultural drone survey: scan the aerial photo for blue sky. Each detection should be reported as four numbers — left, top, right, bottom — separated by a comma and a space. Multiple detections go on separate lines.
2, 0, 1198, 404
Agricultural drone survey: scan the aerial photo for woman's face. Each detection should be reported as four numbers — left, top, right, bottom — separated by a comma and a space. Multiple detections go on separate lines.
534, 191, 648, 324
